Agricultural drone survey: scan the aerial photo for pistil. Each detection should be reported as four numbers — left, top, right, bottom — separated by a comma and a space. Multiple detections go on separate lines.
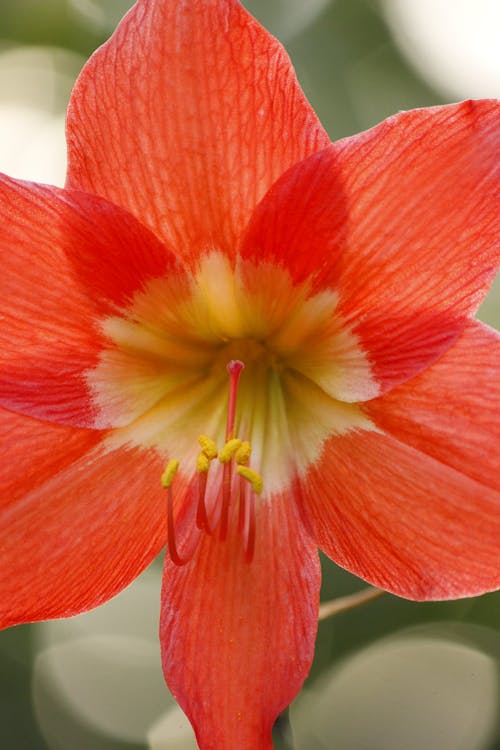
225, 360, 244, 439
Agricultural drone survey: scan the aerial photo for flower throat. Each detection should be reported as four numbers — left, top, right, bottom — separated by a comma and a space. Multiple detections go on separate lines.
161, 360, 263, 566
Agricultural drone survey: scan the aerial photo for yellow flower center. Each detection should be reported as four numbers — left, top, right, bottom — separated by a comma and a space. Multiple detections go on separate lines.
87, 252, 376, 560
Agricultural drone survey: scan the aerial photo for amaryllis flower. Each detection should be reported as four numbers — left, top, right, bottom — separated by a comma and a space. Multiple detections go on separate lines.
0, 1, 499, 748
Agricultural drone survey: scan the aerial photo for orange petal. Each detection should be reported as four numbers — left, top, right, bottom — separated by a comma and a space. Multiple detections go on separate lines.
66, 0, 329, 260
241, 100, 500, 397
0, 173, 179, 428
301, 428, 500, 600
0, 406, 167, 628
364, 319, 500, 492
160, 492, 320, 750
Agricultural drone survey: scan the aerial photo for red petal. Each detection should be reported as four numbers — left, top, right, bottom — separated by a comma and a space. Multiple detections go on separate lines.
0, 174, 177, 427
241, 101, 500, 398
66, 0, 329, 259
301, 429, 500, 600
160, 494, 320, 750
364, 320, 500, 492
0, 406, 167, 628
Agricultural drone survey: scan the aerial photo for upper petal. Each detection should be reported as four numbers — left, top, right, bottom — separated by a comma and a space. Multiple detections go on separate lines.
160, 491, 320, 750
0, 174, 180, 428
364, 320, 500, 493
241, 100, 500, 398
66, 0, 329, 260
0, 406, 167, 628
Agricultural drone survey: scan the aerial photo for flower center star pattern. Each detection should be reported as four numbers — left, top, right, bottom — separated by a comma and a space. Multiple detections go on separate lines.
0, 2, 499, 749
94, 252, 373, 565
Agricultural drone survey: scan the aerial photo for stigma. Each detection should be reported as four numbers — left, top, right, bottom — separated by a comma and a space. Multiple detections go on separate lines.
161, 360, 263, 566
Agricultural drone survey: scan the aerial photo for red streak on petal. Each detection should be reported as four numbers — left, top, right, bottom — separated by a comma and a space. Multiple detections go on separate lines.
244, 490, 256, 564
238, 475, 246, 534
206, 488, 222, 534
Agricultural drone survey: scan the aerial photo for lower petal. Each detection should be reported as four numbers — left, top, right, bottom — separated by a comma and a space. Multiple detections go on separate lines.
0, 407, 167, 628
160, 492, 320, 750
301, 429, 500, 600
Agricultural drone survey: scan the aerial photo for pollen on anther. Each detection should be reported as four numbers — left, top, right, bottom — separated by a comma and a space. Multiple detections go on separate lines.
235, 441, 251, 465
198, 434, 218, 460
237, 466, 264, 494
196, 452, 211, 473
219, 438, 242, 463
161, 459, 179, 489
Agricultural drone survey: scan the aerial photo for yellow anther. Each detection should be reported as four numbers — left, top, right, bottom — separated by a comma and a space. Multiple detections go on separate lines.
196, 452, 210, 474
235, 441, 252, 465
219, 438, 242, 463
161, 459, 179, 489
198, 434, 218, 460
237, 466, 264, 494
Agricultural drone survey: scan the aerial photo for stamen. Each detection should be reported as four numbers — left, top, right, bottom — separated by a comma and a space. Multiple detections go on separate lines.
238, 472, 247, 533
236, 464, 261, 561
220, 461, 233, 541
219, 361, 245, 540
161, 459, 179, 488
235, 440, 251, 465
236, 441, 252, 533
195, 437, 218, 532
196, 450, 211, 532
196, 452, 210, 473
219, 438, 242, 463
196, 470, 210, 531
198, 434, 218, 460
161, 360, 261, 564
236, 465, 264, 495
161, 459, 190, 566
236, 469, 257, 562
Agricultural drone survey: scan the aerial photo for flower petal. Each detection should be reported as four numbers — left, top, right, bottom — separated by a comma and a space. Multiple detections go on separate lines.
0, 174, 178, 428
160, 493, 320, 750
66, 0, 329, 259
0, 406, 167, 628
301, 428, 500, 600
241, 100, 500, 398
364, 320, 500, 492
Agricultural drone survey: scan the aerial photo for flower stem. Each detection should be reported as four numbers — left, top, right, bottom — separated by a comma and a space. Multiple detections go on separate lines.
318, 586, 384, 621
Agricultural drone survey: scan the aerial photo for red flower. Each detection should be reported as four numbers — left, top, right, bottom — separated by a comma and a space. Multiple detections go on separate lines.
0, 1, 499, 748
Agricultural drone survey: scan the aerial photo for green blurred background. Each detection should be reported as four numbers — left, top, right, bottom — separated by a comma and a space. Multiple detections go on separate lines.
1, 1, 499, 748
